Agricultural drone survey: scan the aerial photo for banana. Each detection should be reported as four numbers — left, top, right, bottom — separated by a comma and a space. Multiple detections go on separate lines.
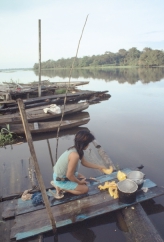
108, 187, 115, 197
98, 181, 110, 190
113, 189, 119, 199
98, 180, 119, 199
102, 165, 113, 175
117, 170, 126, 181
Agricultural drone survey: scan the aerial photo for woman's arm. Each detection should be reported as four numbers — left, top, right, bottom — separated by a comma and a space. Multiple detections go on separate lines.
66, 152, 87, 185
81, 156, 106, 172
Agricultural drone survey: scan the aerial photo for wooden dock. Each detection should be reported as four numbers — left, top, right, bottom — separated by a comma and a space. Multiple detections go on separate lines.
2, 170, 163, 241
1, 140, 164, 241
0, 81, 89, 100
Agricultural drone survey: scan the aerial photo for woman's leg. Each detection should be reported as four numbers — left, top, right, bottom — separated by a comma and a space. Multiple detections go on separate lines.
65, 184, 89, 195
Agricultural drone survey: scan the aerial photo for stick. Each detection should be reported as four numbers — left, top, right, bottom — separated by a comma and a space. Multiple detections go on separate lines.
38, 19, 41, 97
17, 99, 56, 233
55, 15, 89, 162
47, 139, 54, 167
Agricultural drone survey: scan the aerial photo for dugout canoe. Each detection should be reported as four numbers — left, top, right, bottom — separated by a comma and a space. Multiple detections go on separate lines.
1, 117, 90, 134
0, 102, 89, 125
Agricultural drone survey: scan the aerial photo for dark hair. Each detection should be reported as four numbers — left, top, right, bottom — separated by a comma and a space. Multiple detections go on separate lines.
73, 130, 95, 159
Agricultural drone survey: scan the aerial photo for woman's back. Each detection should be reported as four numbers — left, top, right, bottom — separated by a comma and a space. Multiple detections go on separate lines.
53, 148, 79, 178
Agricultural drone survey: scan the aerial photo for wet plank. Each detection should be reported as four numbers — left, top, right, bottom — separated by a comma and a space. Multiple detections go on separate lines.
0, 201, 15, 242
2, 177, 155, 219
8, 168, 132, 218
16, 178, 155, 216
0, 201, 42, 242
10, 186, 164, 241
0, 157, 31, 198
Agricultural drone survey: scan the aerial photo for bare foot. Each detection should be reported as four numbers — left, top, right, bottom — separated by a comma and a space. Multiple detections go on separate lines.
48, 189, 64, 199
50, 181, 65, 194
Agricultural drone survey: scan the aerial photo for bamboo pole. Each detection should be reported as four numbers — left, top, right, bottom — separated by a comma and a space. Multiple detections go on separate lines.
17, 99, 56, 233
47, 139, 54, 167
38, 19, 41, 97
55, 15, 89, 162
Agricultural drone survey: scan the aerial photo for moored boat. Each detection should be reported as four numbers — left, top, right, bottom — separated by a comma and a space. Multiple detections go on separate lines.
1, 117, 90, 134
0, 102, 89, 124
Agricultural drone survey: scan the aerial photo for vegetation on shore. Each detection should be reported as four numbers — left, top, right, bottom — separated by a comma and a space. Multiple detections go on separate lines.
33, 47, 164, 69
0, 126, 22, 147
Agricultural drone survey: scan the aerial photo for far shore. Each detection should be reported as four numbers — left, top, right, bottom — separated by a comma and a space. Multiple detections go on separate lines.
1, 65, 164, 72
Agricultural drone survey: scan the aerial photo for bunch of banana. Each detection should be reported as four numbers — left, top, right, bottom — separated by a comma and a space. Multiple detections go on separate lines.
102, 165, 113, 175
98, 181, 119, 199
117, 170, 126, 181
98, 181, 111, 190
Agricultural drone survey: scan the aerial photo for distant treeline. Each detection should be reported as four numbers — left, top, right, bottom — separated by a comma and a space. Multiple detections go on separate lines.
33, 47, 164, 69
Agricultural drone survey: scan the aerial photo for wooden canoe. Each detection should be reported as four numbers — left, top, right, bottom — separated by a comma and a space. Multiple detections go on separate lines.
0, 102, 89, 125
3, 117, 90, 134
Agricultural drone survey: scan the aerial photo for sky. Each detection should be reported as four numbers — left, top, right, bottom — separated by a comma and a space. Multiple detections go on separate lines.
0, 0, 164, 69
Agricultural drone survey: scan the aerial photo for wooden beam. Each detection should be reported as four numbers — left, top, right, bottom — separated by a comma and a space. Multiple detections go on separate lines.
17, 99, 56, 233
92, 139, 116, 170
38, 19, 41, 97
121, 203, 164, 242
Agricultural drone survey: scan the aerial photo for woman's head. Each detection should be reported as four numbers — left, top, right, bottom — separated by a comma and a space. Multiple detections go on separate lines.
74, 130, 95, 159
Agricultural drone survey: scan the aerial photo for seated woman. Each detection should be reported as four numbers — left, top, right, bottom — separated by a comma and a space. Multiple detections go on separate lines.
51, 130, 106, 198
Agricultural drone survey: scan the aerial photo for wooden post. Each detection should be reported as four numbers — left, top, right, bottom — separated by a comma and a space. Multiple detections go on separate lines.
92, 139, 163, 242
47, 139, 54, 167
17, 99, 56, 233
29, 157, 38, 189
38, 19, 41, 97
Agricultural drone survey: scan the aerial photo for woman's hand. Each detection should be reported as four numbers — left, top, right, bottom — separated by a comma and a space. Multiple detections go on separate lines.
98, 165, 106, 173
79, 178, 88, 185
77, 173, 86, 179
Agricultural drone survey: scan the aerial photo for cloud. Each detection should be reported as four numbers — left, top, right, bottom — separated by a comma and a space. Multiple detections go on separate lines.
1, 0, 164, 68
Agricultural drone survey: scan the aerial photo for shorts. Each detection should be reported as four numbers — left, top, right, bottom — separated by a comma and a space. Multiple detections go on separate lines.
53, 173, 78, 190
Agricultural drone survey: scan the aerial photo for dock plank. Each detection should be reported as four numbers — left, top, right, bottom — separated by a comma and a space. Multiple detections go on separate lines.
3, 168, 131, 218
2, 169, 156, 219
15, 177, 155, 217
10, 186, 164, 240
1, 157, 31, 198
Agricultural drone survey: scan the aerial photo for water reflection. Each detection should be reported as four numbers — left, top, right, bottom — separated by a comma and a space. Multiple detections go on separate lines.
71, 228, 96, 242
34, 67, 164, 84
44, 211, 126, 242
142, 199, 164, 215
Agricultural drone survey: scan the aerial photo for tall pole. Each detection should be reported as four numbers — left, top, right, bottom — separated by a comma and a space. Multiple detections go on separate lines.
38, 19, 41, 97
47, 139, 54, 167
17, 99, 56, 233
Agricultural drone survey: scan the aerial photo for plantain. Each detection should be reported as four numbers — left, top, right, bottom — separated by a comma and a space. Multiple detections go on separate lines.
102, 165, 113, 175
98, 181, 110, 190
113, 189, 119, 199
98, 180, 119, 199
108, 187, 115, 197
117, 170, 126, 181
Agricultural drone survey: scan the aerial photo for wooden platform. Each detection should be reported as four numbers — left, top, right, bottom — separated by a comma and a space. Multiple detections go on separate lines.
9, 169, 164, 241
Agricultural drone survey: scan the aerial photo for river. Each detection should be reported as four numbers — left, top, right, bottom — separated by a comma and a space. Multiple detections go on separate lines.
0, 67, 164, 241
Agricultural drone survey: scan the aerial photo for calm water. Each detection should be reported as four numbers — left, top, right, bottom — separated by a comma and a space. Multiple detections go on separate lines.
0, 68, 164, 241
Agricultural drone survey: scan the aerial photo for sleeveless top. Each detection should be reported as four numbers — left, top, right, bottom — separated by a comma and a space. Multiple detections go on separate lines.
53, 148, 81, 178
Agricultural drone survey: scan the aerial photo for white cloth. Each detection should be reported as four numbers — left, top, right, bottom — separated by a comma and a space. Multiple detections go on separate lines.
21, 190, 32, 201
43, 104, 61, 114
